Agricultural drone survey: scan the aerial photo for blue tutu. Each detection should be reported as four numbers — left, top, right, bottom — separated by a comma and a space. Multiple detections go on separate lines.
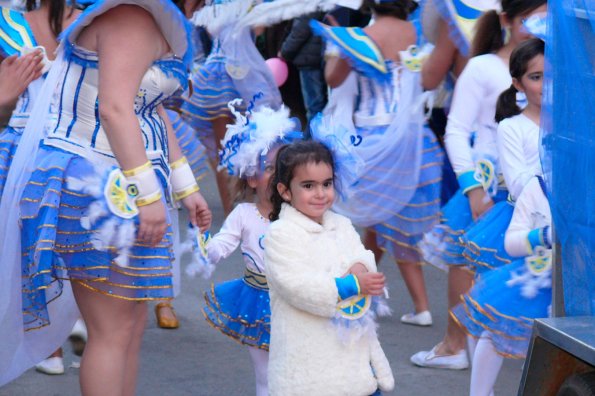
167, 109, 210, 181
203, 268, 270, 350
20, 145, 175, 331
462, 200, 514, 275
0, 127, 22, 197
452, 257, 551, 358
420, 188, 509, 270
375, 128, 444, 262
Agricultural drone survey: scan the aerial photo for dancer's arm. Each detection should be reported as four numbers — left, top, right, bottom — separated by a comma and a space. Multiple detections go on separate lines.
159, 105, 211, 231
497, 118, 534, 201
422, 19, 460, 90
444, 58, 493, 219
505, 178, 551, 256
95, 6, 169, 246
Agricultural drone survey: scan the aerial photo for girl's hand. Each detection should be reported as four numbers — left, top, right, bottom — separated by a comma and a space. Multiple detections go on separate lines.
0, 52, 44, 107
346, 262, 368, 276
467, 187, 494, 220
182, 191, 212, 232
137, 199, 168, 246
356, 272, 386, 296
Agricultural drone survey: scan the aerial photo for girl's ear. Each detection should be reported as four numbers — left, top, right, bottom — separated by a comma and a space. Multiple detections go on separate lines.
247, 176, 258, 189
277, 182, 291, 202
499, 12, 510, 29
512, 77, 523, 93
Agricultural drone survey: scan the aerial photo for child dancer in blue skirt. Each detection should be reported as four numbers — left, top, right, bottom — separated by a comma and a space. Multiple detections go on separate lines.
452, 37, 548, 396
461, 37, 546, 274
413, 0, 547, 369
202, 105, 301, 396
453, 175, 552, 395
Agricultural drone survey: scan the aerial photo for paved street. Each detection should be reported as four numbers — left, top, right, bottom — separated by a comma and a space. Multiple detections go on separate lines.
1, 170, 523, 396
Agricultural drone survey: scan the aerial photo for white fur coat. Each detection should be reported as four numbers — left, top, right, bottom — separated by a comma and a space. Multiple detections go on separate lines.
265, 204, 394, 396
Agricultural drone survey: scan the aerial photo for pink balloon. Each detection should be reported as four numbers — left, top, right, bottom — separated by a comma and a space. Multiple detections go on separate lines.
265, 57, 289, 87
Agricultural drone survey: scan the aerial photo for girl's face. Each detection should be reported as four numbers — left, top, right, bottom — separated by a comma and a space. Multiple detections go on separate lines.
504, 5, 548, 46
278, 161, 335, 224
513, 54, 544, 109
248, 148, 279, 203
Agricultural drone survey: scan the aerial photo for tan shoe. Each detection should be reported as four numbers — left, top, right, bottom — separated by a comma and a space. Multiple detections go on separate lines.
155, 302, 179, 329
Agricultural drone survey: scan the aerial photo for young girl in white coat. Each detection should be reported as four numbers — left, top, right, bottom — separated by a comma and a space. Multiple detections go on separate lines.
202, 105, 301, 396
265, 140, 394, 396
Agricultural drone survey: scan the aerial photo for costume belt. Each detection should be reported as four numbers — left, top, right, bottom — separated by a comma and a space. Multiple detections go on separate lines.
243, 268, 268, 291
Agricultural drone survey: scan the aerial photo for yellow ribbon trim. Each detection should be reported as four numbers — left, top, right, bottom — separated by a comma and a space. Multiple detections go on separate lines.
173, 184, 199, 201
136, 191, 162, 207
122, 161, 152, 177
169, 156, 189, 170
3, 9, 34, 48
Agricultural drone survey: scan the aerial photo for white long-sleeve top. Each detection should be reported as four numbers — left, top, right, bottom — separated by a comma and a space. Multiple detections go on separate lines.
504, 177, 551, 257
265, 204, 393, 396
497, 114, 542, 201
206, 203, 269, 274
444, 53, 511, 192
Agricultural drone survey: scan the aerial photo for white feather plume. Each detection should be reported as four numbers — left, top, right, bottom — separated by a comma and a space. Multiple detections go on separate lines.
182, 226, 215, 279
218, 103, 298, 177
191, 0, 252, 35
67, 164, 138, 268
238, 0, 363, 29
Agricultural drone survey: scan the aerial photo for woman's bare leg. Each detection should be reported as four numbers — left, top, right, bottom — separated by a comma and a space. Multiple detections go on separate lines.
435, 266, 474, 354
364, 228, 384, 263
396, 260, 430, 313
123, 301, 148, 396
72, 281, 146, 396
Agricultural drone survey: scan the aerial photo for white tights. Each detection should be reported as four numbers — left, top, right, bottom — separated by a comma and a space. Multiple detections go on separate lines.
248, 347, 269, 396
469, 333, 503, 396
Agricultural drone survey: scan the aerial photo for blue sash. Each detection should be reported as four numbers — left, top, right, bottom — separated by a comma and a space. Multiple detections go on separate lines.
310, 20, 390, 83
0, 7, 37, 57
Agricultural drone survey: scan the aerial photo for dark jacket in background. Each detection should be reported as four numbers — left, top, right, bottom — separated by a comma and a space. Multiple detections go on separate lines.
280, 12, 325, 69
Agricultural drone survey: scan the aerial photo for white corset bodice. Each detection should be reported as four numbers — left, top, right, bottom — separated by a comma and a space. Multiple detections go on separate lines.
354, 62, 401, 127
44, 44, 186, 169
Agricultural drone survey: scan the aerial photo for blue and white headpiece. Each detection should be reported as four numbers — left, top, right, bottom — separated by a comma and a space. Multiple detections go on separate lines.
218, 99, 303, 177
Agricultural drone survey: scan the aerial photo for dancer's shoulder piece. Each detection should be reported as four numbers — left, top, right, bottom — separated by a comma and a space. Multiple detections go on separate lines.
0, 6, 37, 57
310, 20, 390, 83
433, 0, 500, 56
59, 0, 194, 69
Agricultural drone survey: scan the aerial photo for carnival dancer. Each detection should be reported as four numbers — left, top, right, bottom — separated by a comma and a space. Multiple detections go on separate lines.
494, 38, 545, 201
266, 140, 394, 396
310, 0, 443, 325
453, 175, 552, 396
459, 34, 547, 274
0, 1, 212, 393
179, 0, 282, 215
451, 37, 548, 396
412, 0, 547, 369
200, 104, 301, 396
411, 0, 501, 370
